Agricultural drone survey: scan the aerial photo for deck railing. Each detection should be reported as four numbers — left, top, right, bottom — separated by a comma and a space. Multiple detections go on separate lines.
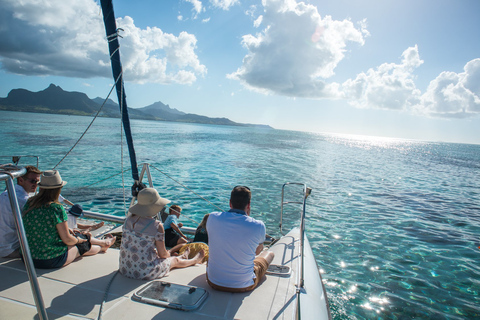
279, 182, 312, 320
0, 164, 48, 320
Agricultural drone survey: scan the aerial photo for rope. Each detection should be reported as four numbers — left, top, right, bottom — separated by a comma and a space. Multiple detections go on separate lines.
97, 270, 119, 320
53, 74, 123, 170
149, 164, 225, 213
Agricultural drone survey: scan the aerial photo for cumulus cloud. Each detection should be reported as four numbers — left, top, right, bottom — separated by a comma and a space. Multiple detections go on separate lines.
342, 45, 423, 111
341, 43, 480, 118
227, 0, 367, 98
0, 0, 206, 84
417, 58, 480, 118
0, 0, 108, 78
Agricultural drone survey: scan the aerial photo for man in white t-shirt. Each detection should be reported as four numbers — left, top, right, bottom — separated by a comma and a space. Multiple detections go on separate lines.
206, 186, 274, 292
0, 165, 42, 258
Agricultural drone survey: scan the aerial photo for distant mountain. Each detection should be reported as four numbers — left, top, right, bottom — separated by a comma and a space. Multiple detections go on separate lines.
0, 84, 99, 116
0, 84, 273, 129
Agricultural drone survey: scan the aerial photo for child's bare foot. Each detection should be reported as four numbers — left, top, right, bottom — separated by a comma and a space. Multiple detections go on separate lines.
193, 250, 205, 264
180, 247, 190, 259
101, 234, 116, 252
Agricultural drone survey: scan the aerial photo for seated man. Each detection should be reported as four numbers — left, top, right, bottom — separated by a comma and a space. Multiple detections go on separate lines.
0, 165, 42, 258
206, 186, 274, 292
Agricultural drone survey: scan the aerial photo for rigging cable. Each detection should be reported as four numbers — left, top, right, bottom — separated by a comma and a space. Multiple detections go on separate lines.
53, 74, 123, 170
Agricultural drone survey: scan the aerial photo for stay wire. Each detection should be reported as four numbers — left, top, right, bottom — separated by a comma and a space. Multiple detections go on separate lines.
53, 73, 123, 170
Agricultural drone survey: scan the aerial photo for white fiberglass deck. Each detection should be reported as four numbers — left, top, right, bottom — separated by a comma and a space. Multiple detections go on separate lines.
0, 228, 329, 320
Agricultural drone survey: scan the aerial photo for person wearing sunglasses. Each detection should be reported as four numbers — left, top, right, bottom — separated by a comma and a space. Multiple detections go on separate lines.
206, 186, 275, 292
0, 165, 42, 258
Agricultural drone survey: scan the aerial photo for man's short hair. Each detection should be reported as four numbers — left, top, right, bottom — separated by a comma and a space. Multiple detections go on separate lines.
230, 186, 251, 210
18, 165, 42, 183
23, 165, 42, 176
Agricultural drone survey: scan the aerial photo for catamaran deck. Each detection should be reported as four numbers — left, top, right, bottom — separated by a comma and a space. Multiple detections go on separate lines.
0, 228, 329, 319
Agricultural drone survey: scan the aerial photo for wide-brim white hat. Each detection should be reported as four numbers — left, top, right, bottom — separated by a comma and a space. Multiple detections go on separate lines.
129, 188, 170, 217
38, 170, 67, 189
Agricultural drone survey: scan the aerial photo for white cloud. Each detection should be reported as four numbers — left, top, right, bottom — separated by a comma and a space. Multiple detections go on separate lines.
0, 0, 107, 78
185, 0, 204, 16
341, 43, 480, 119
227, 0, 366, 98
245, 5, 257, 18
0, 0, 206, 85
210, 0, 239, 11
118, 17, 207, 84
417, 58, 480, 118
342, 46, 423, 111
254, 15, 263, 28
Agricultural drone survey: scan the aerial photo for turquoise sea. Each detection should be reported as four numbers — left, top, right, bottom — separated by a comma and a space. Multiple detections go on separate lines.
1, 110, 479, 319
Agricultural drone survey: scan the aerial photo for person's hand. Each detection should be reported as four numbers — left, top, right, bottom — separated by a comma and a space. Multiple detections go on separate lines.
77, 237, 87, 244
178, 222, 183, 228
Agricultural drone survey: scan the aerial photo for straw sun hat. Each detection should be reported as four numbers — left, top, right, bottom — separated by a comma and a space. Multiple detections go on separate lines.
38, 170, 67, 189
129, 188, 170, 217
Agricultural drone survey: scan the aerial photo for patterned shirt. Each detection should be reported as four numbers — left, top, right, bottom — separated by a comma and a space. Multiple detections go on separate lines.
119, 215, 171, 280
22, 202, 68, 260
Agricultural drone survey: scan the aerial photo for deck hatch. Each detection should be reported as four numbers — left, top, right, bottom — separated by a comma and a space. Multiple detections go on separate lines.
132, 281, 208, 311
267, 264, 292, 277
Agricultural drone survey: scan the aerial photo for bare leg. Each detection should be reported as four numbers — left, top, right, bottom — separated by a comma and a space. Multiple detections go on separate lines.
258, 250, 274, 266
78, 221, 105, 232
89, 235, 116, 252
82, 245, 102, 256
169, 250, 205, 270
63, 246, 81, 267
176, 237, 188, 245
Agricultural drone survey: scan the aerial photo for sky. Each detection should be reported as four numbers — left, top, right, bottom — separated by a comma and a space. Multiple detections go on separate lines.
1, 0, 479, 144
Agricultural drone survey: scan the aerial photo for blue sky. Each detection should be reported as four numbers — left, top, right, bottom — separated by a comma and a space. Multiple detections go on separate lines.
1, 0, 479, 144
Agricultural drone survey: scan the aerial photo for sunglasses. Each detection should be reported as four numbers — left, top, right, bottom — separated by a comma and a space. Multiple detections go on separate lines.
23, 178, 40, 184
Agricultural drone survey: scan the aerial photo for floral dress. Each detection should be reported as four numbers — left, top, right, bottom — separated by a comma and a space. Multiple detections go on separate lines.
119, 216, 171, 280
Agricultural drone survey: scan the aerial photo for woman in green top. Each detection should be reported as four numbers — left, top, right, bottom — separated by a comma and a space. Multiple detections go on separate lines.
23, 170, 92, 269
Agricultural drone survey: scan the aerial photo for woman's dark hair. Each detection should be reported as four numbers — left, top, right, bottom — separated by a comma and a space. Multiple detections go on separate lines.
23, 187, 62, 215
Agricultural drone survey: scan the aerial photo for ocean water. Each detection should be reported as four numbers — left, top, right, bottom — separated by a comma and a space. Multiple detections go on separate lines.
1, 110, 479, 319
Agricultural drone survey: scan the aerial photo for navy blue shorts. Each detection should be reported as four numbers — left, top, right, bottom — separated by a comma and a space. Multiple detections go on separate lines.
32, 250, 68, 269
165, 228, 180, 247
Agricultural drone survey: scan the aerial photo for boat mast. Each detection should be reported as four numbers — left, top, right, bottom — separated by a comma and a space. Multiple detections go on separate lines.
100, 0, 140, 184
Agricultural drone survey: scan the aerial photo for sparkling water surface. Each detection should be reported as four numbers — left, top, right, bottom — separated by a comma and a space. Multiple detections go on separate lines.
1, 111, 479, 319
